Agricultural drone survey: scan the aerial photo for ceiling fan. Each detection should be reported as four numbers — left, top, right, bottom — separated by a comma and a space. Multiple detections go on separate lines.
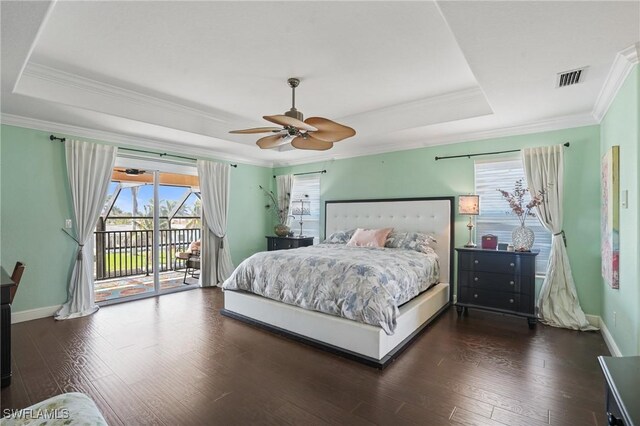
229, 78, 356, 151
115, 168, 147, 176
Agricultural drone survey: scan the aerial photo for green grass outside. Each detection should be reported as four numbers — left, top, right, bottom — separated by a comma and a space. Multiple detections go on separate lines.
101, 249, 182, 273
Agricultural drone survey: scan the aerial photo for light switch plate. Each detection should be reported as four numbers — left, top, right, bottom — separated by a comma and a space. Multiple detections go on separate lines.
65, 219, 73, 229
621, 190, 628, 208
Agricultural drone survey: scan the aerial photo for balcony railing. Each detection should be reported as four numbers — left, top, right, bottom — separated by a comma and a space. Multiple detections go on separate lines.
94, 228, 201, 280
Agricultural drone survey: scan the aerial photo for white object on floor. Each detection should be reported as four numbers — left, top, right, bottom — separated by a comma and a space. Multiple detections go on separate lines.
1, 392, 107, 425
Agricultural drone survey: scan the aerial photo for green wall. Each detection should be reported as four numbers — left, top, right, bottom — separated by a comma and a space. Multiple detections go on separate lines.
600, 65, 640, 356
275, 125, 602, 316
2, 116, 628, 330
0, 124, 272, 312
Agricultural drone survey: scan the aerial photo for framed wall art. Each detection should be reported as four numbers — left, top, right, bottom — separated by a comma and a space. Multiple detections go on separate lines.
601, 145, 620, 289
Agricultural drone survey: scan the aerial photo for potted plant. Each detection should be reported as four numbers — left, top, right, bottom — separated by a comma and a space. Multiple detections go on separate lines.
259, 185, 293, 237
497, 179, 546, 251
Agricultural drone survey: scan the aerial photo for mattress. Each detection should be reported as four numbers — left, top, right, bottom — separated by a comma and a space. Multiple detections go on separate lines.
222, 244, 440, 334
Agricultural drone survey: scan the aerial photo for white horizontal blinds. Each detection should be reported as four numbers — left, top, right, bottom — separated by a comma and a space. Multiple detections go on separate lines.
474, 158, 551, 274
289, 174, 321, 243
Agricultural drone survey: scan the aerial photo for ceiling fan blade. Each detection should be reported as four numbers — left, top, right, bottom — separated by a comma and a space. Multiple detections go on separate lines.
256, 134, 290, 149
263, 115, 317, 132
304, 117, 356, 142
229, 127, 282, 134
291, 135, 334, 151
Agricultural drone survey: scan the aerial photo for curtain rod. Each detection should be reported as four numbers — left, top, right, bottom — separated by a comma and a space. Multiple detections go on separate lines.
434, 142, 570, 161
273, 169, 326, 178
49, 134, 237, 167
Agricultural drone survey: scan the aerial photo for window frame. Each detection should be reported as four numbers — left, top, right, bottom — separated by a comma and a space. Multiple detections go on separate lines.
473, 156, 551, 276
288, 174, 321, 243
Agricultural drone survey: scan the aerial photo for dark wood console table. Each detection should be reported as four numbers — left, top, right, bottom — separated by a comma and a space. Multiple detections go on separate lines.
1, 267, 16, 387
598, 355, 639, 426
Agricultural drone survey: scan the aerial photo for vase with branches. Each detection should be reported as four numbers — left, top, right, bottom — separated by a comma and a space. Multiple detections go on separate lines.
259, 185, 293, 236
497, 179, 546, 251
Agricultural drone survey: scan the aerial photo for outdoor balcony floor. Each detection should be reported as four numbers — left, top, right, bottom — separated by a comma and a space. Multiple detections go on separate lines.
95, 270, 198, 303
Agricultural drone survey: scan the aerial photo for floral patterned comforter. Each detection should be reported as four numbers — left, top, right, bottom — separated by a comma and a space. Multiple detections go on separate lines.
222, 244, 440, 335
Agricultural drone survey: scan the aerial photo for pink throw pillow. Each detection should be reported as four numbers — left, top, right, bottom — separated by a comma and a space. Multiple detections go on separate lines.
347, 228, 393, 248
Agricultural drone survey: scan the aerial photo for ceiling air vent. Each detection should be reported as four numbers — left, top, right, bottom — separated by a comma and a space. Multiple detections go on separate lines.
556, 67, 587, 88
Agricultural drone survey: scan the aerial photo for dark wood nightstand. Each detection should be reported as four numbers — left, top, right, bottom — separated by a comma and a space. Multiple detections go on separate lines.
266, 236, 314, 251
455, 247, 539, 329
598, 356, 639, 426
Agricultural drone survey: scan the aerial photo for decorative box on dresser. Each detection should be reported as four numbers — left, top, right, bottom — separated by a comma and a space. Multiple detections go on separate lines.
455, 247, 538, 329
266, 236, 314, 251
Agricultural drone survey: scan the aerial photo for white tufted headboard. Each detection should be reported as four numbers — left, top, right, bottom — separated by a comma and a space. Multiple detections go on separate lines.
325, 197, 454, 285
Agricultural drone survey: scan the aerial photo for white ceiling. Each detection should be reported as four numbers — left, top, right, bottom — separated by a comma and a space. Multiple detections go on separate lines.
1, 1, 639, 167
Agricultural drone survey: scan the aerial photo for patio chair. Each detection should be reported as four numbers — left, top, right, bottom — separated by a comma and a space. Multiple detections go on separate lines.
175, 240, 200, 284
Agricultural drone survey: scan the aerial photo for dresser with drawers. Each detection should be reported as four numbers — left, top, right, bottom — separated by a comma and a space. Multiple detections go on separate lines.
455, 247, 539, 328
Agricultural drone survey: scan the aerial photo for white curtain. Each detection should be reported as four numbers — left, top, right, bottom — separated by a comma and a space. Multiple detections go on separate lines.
55, 140, 117, 320
197, 160, 234, 286
276, 174, 293, 224
522, 145, 596, 331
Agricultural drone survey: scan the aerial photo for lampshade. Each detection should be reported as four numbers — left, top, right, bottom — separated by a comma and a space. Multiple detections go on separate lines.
458, 195, 480, 215
292, 200, 311, 216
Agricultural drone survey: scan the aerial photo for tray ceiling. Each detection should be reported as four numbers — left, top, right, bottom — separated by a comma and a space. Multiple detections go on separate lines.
1, 1, 638, 166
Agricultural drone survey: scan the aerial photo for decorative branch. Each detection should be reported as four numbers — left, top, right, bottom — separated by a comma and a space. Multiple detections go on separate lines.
497, 179, 547, 227
259, 185, 292, 225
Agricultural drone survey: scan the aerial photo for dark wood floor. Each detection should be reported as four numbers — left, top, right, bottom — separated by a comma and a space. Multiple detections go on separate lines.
2, 288, 609, 425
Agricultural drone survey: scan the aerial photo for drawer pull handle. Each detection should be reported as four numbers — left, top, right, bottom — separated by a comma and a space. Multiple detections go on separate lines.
474, 294, 478, 298
509, 299, 514, 303
510, 262, 515, 267
509, 281, 515, 285
474, 277, 479, 282
474, 260, 479, 264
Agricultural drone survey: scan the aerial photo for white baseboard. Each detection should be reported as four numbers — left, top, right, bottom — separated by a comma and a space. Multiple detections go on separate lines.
589, 315, 623, 357
11, 305, 61, 324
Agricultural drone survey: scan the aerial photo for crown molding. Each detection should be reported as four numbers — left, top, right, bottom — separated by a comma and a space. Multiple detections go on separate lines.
2, 110, 597, 170
0, 113, 274, 168
338, 86, 493, 137
0, 110, 598, 167
19, 62, 243, 124
273, 112, 597, 167
340, 87, 487, 121
592, 42, 639, 122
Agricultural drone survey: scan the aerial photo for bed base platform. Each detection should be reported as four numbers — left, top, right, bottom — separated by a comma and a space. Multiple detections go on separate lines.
221, 282, 450, 369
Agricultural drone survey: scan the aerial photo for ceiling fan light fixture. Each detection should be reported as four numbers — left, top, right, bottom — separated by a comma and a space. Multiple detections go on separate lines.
229, 78, 356, 151
123, 168, 145, 176
284, 108, 303, 121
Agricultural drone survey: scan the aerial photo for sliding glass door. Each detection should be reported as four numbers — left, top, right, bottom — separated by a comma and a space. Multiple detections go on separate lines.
156, 171, 201, 293
94, 165, 200, 304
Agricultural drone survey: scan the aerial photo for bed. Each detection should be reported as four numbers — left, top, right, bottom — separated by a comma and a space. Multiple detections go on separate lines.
221, 197, 454, 368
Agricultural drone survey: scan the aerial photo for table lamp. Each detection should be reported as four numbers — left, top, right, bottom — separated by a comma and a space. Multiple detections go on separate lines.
458, 195, 480, 248
291, 199, 311, 237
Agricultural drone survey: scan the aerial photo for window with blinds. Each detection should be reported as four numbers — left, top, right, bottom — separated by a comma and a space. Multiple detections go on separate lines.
288, 174, 321, 243
474, 158, 551, 274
